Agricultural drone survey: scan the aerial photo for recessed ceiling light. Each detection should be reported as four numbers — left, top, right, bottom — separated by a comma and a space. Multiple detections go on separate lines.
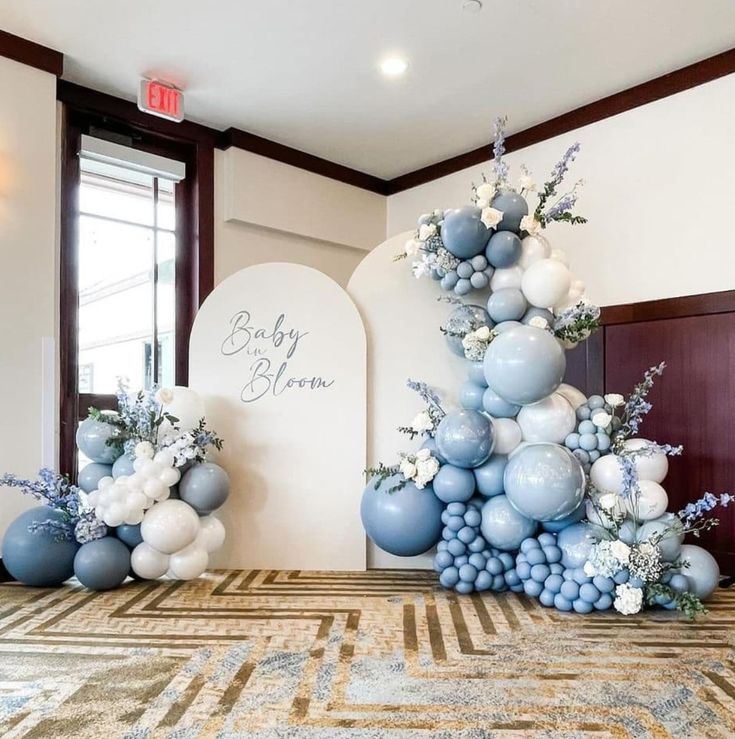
462, 0, 483, 12
380, 57, 408, 77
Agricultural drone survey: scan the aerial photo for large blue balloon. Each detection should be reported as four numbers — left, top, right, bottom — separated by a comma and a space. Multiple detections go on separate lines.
486, 288, 527, 323
557, 523, 597, 568
361, 474, 444, 556
485, 231, 521, 268
432, 464, 476, 503
481, 387, 520, 418
2, 506, 79, 586
637, 513, 684, 561
441, 206, 492, 259
541, 499, 586, 532
77, 462, 113, 493
444, 304, 492, 357
76, 417, 122, 464
491, 190, 529, 233
459, 381, 485, 410
504, 443, 585, 522
435, 410, 494, 469
179, 462, 231, 515
112, 454, 135, 479
473, 454, 507, 497
678, 544, 720, 600
483, 325, 566, 405
73, 536, 130, 591
480, 495, 536, 550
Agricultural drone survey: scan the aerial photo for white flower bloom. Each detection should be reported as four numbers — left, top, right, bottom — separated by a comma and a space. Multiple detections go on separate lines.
610, 540, 631, 564
399, 459, 417, 480
481, 207, 503, 229
583, 560, 597, 577
598, 493, 620, 512
411, 411, 433, 433
604, 393, 625, 407
518, 174, 536, 192
155, 387, 174, 405
415, 457, 440, 488
613, 583, 643, 615
520, 215, 542, 235
476, 198, 489, 209
412, 259, 432, 279
404, 238, 421, 256
591, 411, 613, 428
418, 223, 437, 242
475, 325, 491, 341
528, 316, 549, 330
476, 182, 495, 201
134, 441, 155, 459
415, 447, 432, 462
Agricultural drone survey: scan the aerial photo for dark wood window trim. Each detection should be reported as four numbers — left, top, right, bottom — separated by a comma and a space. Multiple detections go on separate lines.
58, 95, 214, 477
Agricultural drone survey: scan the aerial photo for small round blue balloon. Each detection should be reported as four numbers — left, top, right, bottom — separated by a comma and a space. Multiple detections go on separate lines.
432, 464, 476, 503
116, 523, 144, 548
486, 288, 527, 323
179, 462, 231, 515
112, 454, 136, 479
76, 417, 123, 464
459, 381, 485, 411
485, 231, 522, 268
73, 536, 131, 591
473, 454, 508, 497
491, 190, 529, 233
435, 410, 494, 469
441, 206, 492, 259
480, 495, 537, 551
78, 462, 113, 493
482, 387, 520, 418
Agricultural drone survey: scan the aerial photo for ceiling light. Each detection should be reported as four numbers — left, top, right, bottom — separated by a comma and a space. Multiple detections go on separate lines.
462, 0, 483, 12
380, 57, 408, 77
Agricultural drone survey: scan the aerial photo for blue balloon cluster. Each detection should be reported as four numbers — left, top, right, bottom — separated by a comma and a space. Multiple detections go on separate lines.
543, 567, 616, 613
434, 502, 521, 594
440, 254, 494, 295
563, 395, 618, 472
514, 535, 564, 598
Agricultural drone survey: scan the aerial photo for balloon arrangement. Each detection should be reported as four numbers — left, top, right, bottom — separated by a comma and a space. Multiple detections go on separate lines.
363, 118, 732, 619
1, 384, 229, 591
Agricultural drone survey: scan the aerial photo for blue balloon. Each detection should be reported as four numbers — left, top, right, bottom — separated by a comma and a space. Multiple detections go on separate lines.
459, 381, 485, 411
444, 304, 493, 357
473, 454, 508, 497
521, 307, 555, 327
74, 537, 130, 591
2, 506, 79, 586
637, 513, 684, 561
76, 417, 123, 464
441, 206, 492, 259
432, 464, 476, 503
361, 474, 444, 556
435, 410, 494, 469
494, 320, 522, 333
541, 499, 586, 532
420, 437, 447, 465
77, 462, 113, 493
678, 544, 720, 600
112, 454, 135, 479
179, 462, 231, 515
480, 495, 537, 551
485, 231, 522, 268
467, 361, 489, 387
483, 325, 566, 405
116, 523, 143, 548
504, 443, 585, 522
482, 387, 520, 418
486, 288, 527, 323
557, 523, 597, 568
491, 190, 529, 233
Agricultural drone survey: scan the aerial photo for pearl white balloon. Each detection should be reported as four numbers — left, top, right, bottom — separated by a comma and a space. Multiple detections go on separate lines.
141, 499, 200, 554
154, 449, 175, 468
556, 383, 587, 410
589, 454, 625, 495
169, 542, 209, 580
131, 542, 170, 579
144, 477, 168, 500
622, 439, 668, 482
160, 466, 181, 487
492, 418, 522, 455
98, 476, 114, 490
554, 291, 580, 313
550, 247, 569, 266
516, 393, 576, 444
490, 266, 523, 291
521, 259, 571, 309
198, 516, 226, 553
105, 502, 126, 527
162, 386, 206, 431
625, 480, 669, 521
518, 234, 550, 269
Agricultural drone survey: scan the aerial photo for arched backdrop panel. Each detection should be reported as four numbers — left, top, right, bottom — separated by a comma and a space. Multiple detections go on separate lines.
190, 262, 367, 570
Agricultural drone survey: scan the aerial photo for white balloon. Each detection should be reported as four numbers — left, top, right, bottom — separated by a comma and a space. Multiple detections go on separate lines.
141, 499, 200, 554
123, 508, 145, 526
550, 247, 569, 266
518, 234, 550, 269
521, 259, 571, 308
490, 266, 523, 291
492, 418, 522, 455
98, 476, 114, 490
169, 542, 209, 580
571, 278, 586, 295
198, 516, 226, 553
589, 454, 624, 495
554, 291, 580, 313
87, 490, 100, 506
516, 393, 576, 444
159, 466, 181, 487
626, 480, 668, 521
131, 542, 170, 579
144, 477, 168, 500
556, 383, 587, 410
622, 439, 669, 482
105, 502, 126, 527
162, 386, 206, 431
154, 449, 175, 468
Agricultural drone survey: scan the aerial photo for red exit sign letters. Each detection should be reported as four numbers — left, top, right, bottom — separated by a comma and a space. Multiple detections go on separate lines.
138, 80, 184, 122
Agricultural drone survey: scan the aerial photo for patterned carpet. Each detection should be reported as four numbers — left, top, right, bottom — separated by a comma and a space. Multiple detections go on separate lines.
0, 570, 734, 738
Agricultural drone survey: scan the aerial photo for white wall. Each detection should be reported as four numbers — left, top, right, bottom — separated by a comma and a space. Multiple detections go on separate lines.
0, 57, 58, 536
387, 73, 735, 307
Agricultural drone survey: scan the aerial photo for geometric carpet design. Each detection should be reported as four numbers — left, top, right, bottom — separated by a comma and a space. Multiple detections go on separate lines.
1, 570, 734, 738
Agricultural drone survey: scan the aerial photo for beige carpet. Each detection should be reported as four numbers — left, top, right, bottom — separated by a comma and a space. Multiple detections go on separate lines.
0, 569, 734, 738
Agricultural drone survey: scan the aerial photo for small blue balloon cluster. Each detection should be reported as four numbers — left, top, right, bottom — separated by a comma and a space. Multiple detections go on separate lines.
563, 394, 618, 472
434, 501, 520, 593
513, 534, 563, 599
438, 253, 493, 295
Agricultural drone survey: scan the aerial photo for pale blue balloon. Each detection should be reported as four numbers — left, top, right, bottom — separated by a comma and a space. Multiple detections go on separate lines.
361, 474, 444, 556
432, 464, 476, 503
470, 271, 489, 290
482, 387, 520, 418
116, 523, 143, 548
421, 437, 447, 465
637, 513, 684, 561
435, 410, 494, 469
473, 454, 507, 497
73, 536, 130, 591
112, 454, 135, 479
557, 523, 597, 568
521, 307, 555, 326
678, 545, 720, 600
76, 417, 123, 464
179, 462, 231, 515
480, 495, 536, 551
441, 271, 459, 291
1, 506, 79, 586
504, 444, 585, 522
455, 278, 472, 296
541, 499, 586, 532
494, 320, 522, 333
492, 190, 529, 233
459, 381, 485, 411
78, 462, 113, 493
467, 361, 488, 387
441, 206, 492, 259
485, 231, 521, 268
483, 325, 566, 405
444, 304, 492, 357
486, 288, 527, 324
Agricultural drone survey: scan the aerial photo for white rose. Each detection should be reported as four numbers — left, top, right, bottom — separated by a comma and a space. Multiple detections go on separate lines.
598, 493, 620, 512
411, 411, 433, 433
155, 388, 174, 405
476, 183, 495, 201
528, 316, 549, 330
414, 448, 432, 462
404, 238, 420, 256
399, 460, 417, 480
416, 457, 440, 483
591, 411, 613, 428
475, 198, 489, 209
418, 223, 437, 242
604, 393, 625, 407
134, 441, 155, 459
475, 325, 491, 340
518, 174, 536, 192
520, 215, 542, 235
610, 539, 631, 564
583, 561, 597, 577
613, 583, 643, 615
481, 207, 503, 229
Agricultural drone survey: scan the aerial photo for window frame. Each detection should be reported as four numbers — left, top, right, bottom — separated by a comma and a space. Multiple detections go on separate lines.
59, 96, 214, 478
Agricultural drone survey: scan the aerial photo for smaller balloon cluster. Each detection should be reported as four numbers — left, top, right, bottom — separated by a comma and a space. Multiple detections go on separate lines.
563, 394, 619, 472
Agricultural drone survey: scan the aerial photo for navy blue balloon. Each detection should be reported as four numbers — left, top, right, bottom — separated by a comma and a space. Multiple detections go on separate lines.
116, 524, 144, 548
179, 462, 231, 515
76, 417, 122, 464
491, 190, 529, 233
2, 506, 79, 586
112, 454, 135, 479
485, 231, 522, 268
432, 464, 476, 503
486, 288, 527, 323
444, 304, 492, 357
435, 410, 494, 469
459, 381, 485, 410
361, 474, 444, 556
481, 387, 520, 418
441, 206, 492, 259
473, 454, 508, 497
73, 536, 130, 591
78, 462, 113, 493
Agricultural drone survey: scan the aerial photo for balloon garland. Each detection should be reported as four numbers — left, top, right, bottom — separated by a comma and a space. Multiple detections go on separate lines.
363, 117, 732, 619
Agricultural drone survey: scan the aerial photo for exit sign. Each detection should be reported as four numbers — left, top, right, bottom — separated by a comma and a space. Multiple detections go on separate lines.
138, 80, 184, 122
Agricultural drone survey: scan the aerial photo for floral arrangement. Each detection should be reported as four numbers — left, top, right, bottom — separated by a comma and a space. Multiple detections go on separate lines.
397, 379, 446, 439
364, 448, 441, 493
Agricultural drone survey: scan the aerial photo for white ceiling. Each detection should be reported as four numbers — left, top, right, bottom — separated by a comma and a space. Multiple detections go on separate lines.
1, 1, 734, 179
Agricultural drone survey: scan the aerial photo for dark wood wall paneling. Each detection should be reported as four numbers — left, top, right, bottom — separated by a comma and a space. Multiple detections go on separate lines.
564, 290, 735, 574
